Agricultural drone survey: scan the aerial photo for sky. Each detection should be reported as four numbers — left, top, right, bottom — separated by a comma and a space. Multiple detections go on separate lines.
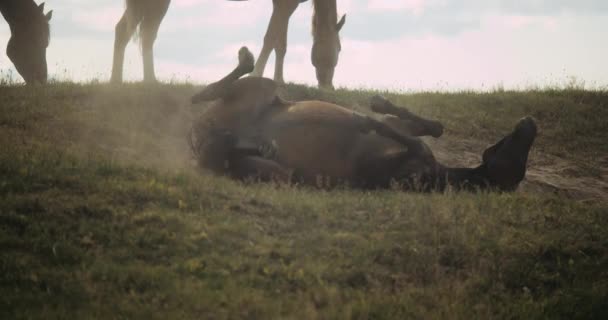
1, 0, 607, 91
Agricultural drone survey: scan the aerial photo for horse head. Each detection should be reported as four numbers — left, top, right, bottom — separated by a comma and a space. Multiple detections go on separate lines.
311, 1, 346, 90
5, 1, 52, 84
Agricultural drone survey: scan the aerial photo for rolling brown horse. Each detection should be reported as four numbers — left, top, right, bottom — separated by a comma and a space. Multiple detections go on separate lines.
0, 0, 52, 84
190, 47, 537, 191
250, 0, 345, 90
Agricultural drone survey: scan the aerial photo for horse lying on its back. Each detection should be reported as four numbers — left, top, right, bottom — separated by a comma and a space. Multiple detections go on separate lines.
190, 47, 537, 192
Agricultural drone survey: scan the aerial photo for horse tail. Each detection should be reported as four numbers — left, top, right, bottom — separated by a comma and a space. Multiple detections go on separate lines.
125, 0, 145, 43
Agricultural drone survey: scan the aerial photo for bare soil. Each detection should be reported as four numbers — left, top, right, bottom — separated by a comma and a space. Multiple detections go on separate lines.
425, 135, 608, 203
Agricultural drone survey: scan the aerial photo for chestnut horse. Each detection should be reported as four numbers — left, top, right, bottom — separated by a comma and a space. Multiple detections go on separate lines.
190, 47, 537, 191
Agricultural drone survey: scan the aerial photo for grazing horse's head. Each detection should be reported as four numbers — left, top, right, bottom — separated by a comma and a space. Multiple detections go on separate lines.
6, 1, 52, 84
311, 12, 345, 90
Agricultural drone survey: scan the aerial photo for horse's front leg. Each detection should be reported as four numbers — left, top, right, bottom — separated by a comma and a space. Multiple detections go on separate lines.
251, 0, 301, 83
111, 10, 139, 83
191, 47, 254, 103
140, 0, 170, 83
370, 95, 444, 138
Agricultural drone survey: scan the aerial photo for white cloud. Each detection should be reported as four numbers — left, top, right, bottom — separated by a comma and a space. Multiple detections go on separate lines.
276, 13, 608, 91
173, 0, 209, 8
367, 0, 438, 16
71, 6, 123, 32
163, 0, 269, 31
2, 0, 607, 90
485, 14, 559, 31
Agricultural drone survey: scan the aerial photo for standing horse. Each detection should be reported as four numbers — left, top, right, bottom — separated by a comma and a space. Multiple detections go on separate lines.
251, 0, 345, 90
190, 47, 537, 191
0, 0, 52, 84
110, 0, 344, 88
111, 0, 171, 83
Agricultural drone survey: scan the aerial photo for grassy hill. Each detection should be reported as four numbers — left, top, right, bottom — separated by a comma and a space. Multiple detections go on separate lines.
1, 82, 607, 319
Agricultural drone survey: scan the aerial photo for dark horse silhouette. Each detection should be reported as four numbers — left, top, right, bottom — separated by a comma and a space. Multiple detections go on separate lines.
190, 47, 537, 192
0, 0, 52, 84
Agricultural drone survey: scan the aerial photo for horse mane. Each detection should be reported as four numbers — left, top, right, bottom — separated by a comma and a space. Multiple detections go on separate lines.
311, 0, 338, 36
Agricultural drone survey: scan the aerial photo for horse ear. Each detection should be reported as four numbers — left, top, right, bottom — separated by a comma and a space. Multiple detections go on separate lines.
46, 10, 53, 21
38, 2, 45, 12
336, 14, 346, 32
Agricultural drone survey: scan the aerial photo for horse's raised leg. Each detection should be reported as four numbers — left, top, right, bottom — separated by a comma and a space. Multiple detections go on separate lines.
140, 0, 170, 83
439, 117, 537, 191
191, 47, 255, 103
251, 0, 301, 83
370, 95, 444, 138
110, 11, 140, 84
353, 114, 425, 155
481, 116, 537, 191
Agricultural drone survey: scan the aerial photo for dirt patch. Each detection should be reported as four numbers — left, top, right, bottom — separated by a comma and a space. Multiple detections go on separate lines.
424, 136, 608, 203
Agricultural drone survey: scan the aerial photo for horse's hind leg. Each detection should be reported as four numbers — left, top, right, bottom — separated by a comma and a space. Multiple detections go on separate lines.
191, 47, 255, 103
437, 117, 537, 192
355, 114, 425, 155
140, 0, 170, 83
111, 8, 141, 83
370, 95, 444, 138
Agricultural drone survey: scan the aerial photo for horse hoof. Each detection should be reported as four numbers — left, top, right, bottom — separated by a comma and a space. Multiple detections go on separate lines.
238, 46, 255, 74
370, 95, 389, 113
483, 116, 538, 191
513, 116, 538, 140
428, 120, 444, 138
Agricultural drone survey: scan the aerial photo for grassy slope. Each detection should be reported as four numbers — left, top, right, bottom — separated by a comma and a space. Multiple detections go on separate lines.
0, 83, 607, 319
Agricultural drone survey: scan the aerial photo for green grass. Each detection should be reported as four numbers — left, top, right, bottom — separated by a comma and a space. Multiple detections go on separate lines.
0, 82, 607, 319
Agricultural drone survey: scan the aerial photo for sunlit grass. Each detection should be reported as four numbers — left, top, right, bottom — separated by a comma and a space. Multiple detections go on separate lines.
0, 82, 606, 319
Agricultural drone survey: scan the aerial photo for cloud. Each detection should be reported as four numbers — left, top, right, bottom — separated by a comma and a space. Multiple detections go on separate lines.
271, 13, 608, 90
71, 6, 124, 32
345, 0, 608, 41
496, 0, 608, 15
2, 0, 607, 89
163, 0, 269, 31
173, 0, 209, 8
367, 0, 435, 16
485, 14, 559, 31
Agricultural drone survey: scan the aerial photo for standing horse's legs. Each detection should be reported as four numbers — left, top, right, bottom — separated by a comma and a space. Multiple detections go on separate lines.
273, 39, 287, 84
251, 0, 301, 83
370, 95, 444, 138
140, 0, 170, 83
110, 12, 139, 84
252, 37, 273, 78
191, 47, 255, 103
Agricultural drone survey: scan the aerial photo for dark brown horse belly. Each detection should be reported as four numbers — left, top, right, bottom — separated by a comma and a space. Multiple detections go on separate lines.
258, 101, 405, 184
